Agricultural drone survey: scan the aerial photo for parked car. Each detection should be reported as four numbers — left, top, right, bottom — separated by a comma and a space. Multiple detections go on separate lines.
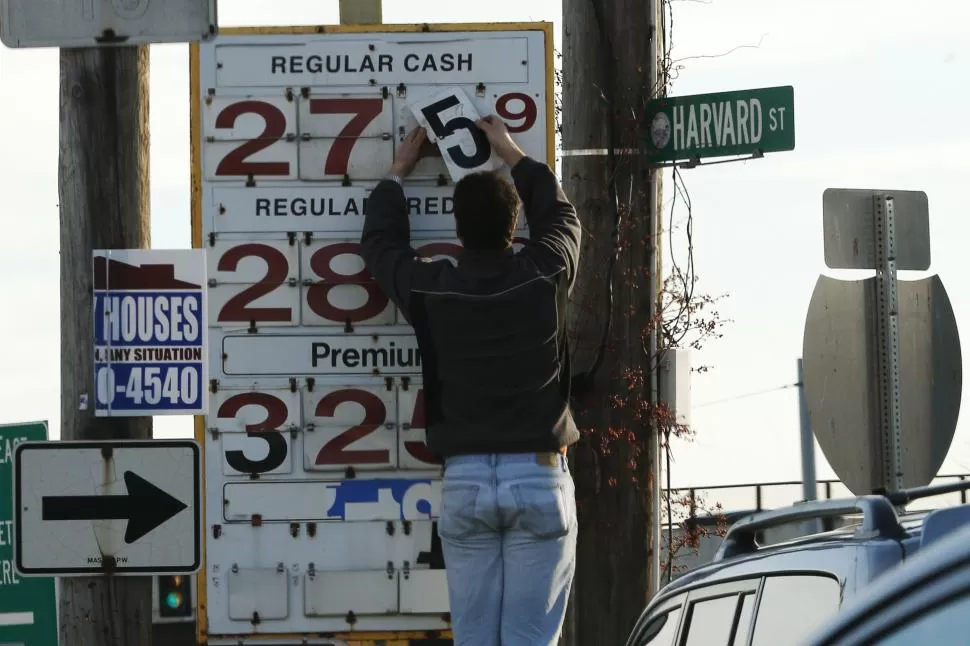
623, 481, 970, 646
803, 506, 970, 645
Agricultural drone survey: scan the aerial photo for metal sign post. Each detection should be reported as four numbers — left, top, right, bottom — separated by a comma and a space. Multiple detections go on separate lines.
872, 196, 903, 493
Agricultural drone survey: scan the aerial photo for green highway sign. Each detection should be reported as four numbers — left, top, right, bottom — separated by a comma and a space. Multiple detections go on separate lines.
1, 421, 57, 646
642, 85, 795, 163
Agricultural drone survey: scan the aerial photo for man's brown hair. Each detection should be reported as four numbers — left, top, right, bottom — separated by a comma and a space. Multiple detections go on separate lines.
452, 171, 521, 251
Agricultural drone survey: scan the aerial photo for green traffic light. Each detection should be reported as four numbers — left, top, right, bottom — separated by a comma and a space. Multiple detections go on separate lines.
158, 575, 191, 618
165, 591, 183, 609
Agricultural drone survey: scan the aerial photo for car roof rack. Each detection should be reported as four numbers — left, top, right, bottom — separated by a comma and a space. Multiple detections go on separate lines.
713, 480, 970, 562
714, 496, 905, 561
876, 479, 970, 506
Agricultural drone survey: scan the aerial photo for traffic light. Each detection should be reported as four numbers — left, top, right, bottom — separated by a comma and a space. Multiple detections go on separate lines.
157, 575, 192, 618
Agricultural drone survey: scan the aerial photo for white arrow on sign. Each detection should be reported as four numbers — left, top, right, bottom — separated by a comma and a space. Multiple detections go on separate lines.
13, 439, 201, 577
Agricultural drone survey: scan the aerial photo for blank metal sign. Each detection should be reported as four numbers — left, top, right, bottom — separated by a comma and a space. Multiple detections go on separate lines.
821, 188, 931, 271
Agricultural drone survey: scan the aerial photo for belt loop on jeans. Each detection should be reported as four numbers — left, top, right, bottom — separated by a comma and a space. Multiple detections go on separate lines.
536, 452, 559, 467
536, 446, 568, 467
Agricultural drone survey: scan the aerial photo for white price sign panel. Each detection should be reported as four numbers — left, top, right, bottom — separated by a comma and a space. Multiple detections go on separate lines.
190, 23, 553, 643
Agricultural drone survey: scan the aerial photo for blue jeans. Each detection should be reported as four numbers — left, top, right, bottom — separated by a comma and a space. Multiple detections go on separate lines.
438, 452, 578, 646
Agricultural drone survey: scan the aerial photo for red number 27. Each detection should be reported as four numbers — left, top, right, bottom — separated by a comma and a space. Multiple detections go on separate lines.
211, 93, 538, 178
213, 98, 383, 178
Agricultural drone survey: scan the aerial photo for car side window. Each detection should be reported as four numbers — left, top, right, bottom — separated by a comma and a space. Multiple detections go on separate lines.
682, 594, 744, 646
634, 605, 684, 646
731, 592, 758, 645
871, 589, 970, 644
750, 574, 842, 646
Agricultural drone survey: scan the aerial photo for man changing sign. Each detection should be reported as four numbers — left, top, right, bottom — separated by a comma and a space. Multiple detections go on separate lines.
93, 250, 208, 416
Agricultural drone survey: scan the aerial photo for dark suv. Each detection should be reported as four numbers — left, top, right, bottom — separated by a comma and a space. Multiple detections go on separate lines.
624, 482, 970, 646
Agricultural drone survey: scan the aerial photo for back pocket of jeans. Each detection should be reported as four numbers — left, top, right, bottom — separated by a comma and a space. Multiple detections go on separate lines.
508, 482, 574, 539
438, 483, 481, 540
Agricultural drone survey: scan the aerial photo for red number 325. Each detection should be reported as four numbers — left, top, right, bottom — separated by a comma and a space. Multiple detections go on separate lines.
214, 387, 441, 476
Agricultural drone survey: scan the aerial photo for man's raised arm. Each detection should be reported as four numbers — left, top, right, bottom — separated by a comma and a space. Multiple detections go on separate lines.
476, 116, 581, 289
510, 157, 582, 288
359, 176, 418, 317
359, 126, 440, 320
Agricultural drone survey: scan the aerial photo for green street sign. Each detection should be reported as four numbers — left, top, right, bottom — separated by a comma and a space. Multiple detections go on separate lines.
643, 85, 795, 162
1, 421, 57, 646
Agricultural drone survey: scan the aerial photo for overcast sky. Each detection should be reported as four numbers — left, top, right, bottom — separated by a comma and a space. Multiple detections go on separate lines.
1, 0, 967, 510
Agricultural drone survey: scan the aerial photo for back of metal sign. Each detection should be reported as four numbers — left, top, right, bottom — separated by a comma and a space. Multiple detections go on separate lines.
802, 274, 962, 495
822, 188, 931, 271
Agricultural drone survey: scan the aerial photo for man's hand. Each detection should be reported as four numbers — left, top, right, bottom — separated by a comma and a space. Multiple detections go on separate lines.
476, 115, 526, 167
391, 126, 432, 178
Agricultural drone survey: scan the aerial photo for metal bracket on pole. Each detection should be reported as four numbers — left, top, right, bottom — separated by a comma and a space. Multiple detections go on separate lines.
873, 195, 903, 493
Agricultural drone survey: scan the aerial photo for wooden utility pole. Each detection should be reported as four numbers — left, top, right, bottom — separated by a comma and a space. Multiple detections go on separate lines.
58, 45, 152, 646
338, 0, 382, 24
560, 0, 664, 642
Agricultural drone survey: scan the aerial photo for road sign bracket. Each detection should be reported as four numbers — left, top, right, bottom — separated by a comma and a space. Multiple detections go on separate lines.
671, 149, 766, 170
561, 147, 769, 169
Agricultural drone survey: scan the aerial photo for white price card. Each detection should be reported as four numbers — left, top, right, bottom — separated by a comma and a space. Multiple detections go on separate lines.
409, 87, 504, 182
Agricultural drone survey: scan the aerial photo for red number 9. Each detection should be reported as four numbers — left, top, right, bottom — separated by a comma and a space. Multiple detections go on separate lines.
496, 93, 537, 134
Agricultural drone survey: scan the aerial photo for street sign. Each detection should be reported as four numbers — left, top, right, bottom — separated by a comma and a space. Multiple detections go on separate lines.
802, 188, 962, 496
93, 249, 208, 417
0, 0, 217, 49
822, 188, 931, 270
14, 439, 202, 576
642, 85, 795, 163
192, 23, 554, 641
0, 422, 56, 646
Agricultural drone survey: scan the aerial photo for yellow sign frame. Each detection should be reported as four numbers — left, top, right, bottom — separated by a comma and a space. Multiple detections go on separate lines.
189, 20, 556, 645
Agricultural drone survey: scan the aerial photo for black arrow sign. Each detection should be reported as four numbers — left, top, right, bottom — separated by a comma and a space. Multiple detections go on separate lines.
42, 470, 188, 544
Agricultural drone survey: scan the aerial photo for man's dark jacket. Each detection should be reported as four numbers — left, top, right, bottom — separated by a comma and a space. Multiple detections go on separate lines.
360, 157, 582, 457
